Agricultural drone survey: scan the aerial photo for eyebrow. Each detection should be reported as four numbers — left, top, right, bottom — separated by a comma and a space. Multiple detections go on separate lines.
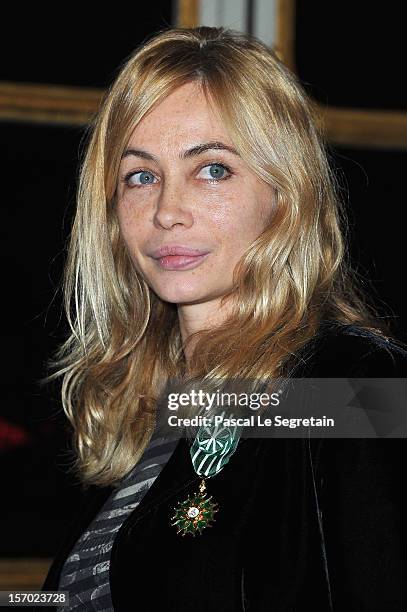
121, 140, 240, 161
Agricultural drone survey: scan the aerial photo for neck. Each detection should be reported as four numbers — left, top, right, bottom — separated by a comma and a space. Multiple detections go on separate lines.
178, 297, 234, 367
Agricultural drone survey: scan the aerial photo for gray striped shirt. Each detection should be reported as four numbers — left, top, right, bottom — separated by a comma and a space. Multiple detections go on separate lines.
57, 432, 179, 611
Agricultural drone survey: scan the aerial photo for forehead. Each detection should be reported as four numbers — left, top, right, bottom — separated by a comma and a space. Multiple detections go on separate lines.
127, 82, 232, 150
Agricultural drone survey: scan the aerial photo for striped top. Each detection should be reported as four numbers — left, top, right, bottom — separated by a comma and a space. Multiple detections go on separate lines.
56, 431, 180, 611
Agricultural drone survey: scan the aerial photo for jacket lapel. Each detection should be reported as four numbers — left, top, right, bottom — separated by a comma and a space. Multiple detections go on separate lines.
113, 436, 198, 523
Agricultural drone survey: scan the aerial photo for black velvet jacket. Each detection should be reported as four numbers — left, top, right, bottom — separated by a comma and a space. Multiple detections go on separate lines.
38, 322, 407, 611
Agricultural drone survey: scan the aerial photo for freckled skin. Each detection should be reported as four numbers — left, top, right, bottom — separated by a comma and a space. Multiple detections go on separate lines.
116, 81, 274, 331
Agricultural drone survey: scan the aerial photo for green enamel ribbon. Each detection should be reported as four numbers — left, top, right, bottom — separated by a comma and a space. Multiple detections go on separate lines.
190, 411, 243, 478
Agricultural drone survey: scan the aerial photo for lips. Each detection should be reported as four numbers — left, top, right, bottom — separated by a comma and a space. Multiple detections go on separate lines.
149, 245, 210, 271
151, 245, 209, 258
155, 253, 209, 271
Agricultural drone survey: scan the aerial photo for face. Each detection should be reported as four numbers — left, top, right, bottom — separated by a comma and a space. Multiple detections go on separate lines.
116, 81, 274, 308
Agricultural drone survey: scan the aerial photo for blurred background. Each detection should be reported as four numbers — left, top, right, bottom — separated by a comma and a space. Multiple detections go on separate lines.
1, 0, 406, 590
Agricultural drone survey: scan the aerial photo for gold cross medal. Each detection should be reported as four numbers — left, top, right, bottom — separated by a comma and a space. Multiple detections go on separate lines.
170, 477, 219, 536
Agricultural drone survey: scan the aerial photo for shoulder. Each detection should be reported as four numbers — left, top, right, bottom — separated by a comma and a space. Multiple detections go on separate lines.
292, 320, 407, 377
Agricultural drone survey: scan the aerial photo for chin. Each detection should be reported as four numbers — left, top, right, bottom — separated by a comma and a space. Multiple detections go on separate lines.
152, 282, 214, 305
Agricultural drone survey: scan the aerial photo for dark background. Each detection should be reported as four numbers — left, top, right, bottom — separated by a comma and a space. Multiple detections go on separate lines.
1, 1, 406, 556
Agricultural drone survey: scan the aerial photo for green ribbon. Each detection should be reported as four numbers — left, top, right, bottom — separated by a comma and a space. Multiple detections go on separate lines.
190, 411, 243, 478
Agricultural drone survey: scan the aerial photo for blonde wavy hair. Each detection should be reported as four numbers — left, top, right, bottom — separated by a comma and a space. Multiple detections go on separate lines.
47, 25, 392, 487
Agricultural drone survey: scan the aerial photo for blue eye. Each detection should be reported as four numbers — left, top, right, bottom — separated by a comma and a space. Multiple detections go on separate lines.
125, 170, 157, 186
198, 163, 230, 181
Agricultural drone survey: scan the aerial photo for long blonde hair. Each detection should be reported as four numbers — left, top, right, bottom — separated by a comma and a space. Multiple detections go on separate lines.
47, 25, 393, 487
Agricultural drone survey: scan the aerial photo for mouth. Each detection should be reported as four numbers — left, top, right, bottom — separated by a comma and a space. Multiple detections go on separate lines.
155, 253, 209, 271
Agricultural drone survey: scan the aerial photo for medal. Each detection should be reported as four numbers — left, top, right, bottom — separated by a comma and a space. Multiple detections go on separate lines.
170, 477, 218, 536
170, 412, 242, 536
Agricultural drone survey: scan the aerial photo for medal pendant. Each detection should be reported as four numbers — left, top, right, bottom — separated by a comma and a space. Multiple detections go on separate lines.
170, 478, 219, 536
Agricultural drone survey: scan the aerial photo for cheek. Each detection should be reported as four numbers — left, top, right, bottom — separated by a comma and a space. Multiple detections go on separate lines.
116, 212, 133, 249
241, 188, 274, 238
204, 192, 249, 230
212, 194, 271, 242
117, 201, 146, 246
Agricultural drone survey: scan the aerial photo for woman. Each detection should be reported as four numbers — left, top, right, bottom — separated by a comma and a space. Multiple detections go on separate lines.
39, 25, 407, 611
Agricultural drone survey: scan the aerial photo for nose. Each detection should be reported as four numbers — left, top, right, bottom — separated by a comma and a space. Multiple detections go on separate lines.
153, 179, 194, 230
